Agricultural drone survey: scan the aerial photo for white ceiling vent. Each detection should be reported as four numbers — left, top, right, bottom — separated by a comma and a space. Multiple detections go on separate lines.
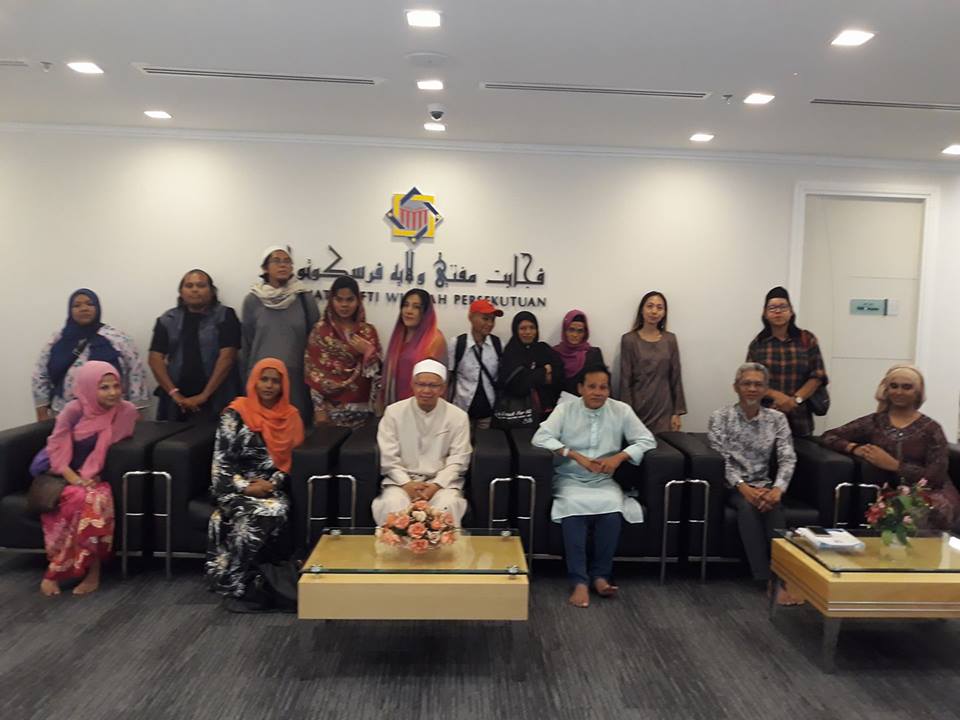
135, 64, 379, 85
482, 81, 708, 99
811, 98, 960, 112
0, 59, 29, 69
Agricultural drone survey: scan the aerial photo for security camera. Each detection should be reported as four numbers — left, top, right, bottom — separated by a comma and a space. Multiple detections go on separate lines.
428, 103, 446, 121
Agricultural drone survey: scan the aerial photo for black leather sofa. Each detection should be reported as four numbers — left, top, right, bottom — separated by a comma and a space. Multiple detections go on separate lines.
151, 422, 352, 574
659, 432, 854, 573
486, 427, 686, 567
0, 419, 190, 574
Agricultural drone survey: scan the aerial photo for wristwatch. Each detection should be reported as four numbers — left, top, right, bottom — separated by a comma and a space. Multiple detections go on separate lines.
794, 395, 804, 405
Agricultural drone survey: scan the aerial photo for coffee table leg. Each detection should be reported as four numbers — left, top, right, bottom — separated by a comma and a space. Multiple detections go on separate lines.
821, 618, 841, 673
768, 572, 782, 620
298, 620, 324, 679
509, 621, 531, 682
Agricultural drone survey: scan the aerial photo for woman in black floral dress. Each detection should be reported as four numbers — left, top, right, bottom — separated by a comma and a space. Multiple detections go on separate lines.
206, 358, 304, 598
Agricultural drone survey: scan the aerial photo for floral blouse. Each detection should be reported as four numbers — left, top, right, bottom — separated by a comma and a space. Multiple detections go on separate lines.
211, 408, 287, 501
32, 324, 150, 413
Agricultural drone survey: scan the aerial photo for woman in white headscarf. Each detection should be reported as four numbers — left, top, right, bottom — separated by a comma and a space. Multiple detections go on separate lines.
241, 246, 319, 423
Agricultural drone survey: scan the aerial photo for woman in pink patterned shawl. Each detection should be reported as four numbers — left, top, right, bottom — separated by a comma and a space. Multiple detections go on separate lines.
32, 360, 137, 596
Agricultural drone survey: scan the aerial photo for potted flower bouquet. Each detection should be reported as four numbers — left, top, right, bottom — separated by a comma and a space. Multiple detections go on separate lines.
865, 479, 932, 547
376, 499, 457, 554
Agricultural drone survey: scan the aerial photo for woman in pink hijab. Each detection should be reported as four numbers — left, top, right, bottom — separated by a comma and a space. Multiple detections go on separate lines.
30, 360, 138, 596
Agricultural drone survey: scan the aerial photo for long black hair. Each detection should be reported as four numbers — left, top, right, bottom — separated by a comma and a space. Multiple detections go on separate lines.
631, 291, 668, 332
176, 269, 219, 308
400, 288, 432, 318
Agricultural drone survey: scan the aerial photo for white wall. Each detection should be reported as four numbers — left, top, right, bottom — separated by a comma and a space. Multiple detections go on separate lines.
2, 127, 958, 437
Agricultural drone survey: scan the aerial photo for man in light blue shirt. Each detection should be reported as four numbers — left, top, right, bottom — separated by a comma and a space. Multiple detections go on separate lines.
532, 364, 655, 608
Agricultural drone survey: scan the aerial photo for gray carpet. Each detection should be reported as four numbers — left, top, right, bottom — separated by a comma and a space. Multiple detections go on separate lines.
1, 554, 959, 720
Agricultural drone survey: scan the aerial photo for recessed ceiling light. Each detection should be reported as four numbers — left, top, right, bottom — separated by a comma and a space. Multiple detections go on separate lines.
407, 10, 441, 28
743, 92, 775, 105
690, 133, 714, 143
67, 61, 103, 74
417, 79, 444, 91
942, 144, 960, 156
424, 122, 446, 132
831, 29, 875, 47
144, 110, 172, 119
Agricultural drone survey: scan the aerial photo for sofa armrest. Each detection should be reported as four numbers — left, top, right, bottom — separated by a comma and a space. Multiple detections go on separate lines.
791, 437, 855, 525
0, 420, 54, 497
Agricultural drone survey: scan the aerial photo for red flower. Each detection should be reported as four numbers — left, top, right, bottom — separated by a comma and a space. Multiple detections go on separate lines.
408, 522, 427, 539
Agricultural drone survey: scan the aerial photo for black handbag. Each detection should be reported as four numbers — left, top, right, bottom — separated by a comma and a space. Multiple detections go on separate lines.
807, 385, 830, 416
492, 393, 536, 428
27, 473, 68, 515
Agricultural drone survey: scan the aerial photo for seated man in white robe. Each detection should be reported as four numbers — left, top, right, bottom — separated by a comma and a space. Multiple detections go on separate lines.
372, 359, 472, 526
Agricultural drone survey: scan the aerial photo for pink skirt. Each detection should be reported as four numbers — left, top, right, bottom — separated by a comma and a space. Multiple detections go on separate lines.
41, 482, 114, 581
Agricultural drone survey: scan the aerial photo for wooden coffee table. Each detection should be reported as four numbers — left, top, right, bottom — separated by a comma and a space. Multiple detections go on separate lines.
770, 530, 960, 671
298, 528, 530, 676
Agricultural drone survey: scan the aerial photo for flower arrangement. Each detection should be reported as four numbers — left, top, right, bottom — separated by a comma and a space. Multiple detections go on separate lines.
376, 500, 457, 554
865, 479, 932, 547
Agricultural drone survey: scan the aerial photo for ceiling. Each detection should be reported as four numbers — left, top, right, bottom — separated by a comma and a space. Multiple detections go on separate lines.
2, 1, 959, 163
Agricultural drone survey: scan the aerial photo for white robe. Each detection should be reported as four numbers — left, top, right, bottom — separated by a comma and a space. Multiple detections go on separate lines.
372, 397, 472, 526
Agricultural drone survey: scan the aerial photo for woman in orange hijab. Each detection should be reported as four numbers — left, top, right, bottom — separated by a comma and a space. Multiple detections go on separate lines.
206, 358, 305, 601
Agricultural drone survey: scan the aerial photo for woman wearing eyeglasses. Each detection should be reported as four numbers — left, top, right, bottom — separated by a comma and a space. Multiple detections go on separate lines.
241, 246, 319, 423
745, 286, 827, 436
821, 364, 960, 532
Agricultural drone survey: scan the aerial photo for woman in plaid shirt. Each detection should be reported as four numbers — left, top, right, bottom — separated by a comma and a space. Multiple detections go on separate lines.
746, 286, 828, 436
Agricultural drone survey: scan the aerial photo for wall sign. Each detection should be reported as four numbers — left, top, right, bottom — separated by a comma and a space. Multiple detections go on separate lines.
849, 299, 899, 316
385, 187, 443, 243
295, 189, 549, 309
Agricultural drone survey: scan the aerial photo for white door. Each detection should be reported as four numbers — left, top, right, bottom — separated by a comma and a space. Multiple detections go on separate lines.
800, 194, 924, 433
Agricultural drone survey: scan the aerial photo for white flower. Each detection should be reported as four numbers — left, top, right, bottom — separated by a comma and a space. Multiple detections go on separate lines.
412, 510, 427, 522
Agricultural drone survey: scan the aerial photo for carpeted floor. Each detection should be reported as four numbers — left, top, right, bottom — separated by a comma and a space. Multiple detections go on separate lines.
1, 554, 959, 720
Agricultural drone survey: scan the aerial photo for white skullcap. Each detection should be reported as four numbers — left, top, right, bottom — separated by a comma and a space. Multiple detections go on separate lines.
412, 359, 447, 382
260, 245, 291, 268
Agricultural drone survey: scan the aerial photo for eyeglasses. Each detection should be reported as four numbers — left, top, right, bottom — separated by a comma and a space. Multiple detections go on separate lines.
738, 380, 766, 389
413, 382, 444, 390
268, 257, 293, 266
765, 303, 791, 313
888, 382, 914, 390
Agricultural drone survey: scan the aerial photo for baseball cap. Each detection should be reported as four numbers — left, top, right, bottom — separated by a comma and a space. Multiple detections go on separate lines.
469, 299, 504, 317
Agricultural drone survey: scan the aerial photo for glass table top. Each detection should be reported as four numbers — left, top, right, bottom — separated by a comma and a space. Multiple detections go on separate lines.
778, 529, 960, 573
301, 528, 529, 575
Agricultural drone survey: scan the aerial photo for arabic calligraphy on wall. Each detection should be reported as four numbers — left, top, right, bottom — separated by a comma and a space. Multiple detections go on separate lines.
296, 245, 548, 307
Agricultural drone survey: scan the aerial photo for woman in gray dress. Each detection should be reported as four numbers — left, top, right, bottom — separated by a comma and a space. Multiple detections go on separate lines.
618, 291, 686, 433
241, 246, 319, 424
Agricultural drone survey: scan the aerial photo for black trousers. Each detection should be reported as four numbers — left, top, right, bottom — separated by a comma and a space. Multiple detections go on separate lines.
727, 491, 785, 581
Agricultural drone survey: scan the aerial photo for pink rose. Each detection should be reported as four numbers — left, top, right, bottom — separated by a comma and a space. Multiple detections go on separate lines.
903, 515, 913, 525
918, 478, 929, 487
430, 519, 443, 531
408, 522, 427, 539
442, 512, 455, 526
393, 514, 410, 530
413, 499, 430, 511
379, 529, 401, 546
384, 513, 397, 528
440, 531, 456, 545
409, 539, 430, 554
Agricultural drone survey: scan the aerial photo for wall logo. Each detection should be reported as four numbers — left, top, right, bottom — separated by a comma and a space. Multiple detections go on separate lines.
385, 187, 443, 243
